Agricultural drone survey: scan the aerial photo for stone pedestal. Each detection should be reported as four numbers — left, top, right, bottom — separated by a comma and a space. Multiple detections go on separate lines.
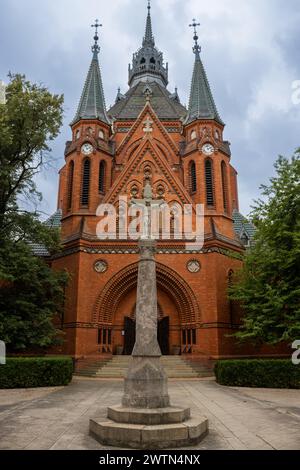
122, 356, 170, 409
90, 408, 208, 449
89, 239, 208, 448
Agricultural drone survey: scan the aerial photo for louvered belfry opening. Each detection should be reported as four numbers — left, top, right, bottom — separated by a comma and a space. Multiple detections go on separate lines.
205, 159, 214, 206
99, 160, 106, 194
67, 160, 74, 210
189, 161, 197, 193
81, 158, 91, 206
221, 161, 228, 212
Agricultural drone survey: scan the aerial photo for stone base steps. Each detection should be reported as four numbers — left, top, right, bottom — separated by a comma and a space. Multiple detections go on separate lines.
75, 356, 213, 379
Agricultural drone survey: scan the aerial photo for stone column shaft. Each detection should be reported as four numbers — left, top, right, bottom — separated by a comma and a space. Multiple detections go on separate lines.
132, 239, 161, 357
122, 239, 170, 409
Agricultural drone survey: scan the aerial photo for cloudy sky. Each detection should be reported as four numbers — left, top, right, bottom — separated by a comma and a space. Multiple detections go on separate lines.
1, 0, 299, 217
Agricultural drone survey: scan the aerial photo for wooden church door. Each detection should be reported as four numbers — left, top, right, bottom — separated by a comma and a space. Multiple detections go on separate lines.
123, 316, 169, 355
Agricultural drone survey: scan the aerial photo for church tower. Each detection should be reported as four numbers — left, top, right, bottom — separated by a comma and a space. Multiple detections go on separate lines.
53, 2, 247, 361
182, 20, 239, 237
57, 20, 113, 240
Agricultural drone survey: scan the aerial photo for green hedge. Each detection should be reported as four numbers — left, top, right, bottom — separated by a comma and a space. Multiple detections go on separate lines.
0, 357, 73, 389
214, 359, 300, 389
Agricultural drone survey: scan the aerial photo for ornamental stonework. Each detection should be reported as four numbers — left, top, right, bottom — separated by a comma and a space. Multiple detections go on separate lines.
94, 260, 108, 273
187, 259, 201, 273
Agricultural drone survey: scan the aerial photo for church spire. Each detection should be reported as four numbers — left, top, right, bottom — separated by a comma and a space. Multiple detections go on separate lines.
185, 19, 223, 125
72, 20, 109, 125
128, 1, 168, 88
143, 0, 155, 47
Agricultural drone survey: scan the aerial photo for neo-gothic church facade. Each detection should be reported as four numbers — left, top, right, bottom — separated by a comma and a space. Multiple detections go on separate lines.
49, 4, 263, 361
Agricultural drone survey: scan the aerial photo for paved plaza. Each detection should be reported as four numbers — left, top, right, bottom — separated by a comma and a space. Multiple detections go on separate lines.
0, 378, 299, 450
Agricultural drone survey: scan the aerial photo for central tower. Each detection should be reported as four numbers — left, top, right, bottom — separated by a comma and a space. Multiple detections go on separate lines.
128, 1, 168, 87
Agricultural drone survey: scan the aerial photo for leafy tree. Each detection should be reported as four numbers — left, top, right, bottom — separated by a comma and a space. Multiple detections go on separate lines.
230, 151, 300, 344
0, 73, 63, 242
0, 74, 68, 351
0, 240, 67, 350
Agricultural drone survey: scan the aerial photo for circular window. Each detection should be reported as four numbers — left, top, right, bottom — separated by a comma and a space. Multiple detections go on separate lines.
187, 259, 201, 273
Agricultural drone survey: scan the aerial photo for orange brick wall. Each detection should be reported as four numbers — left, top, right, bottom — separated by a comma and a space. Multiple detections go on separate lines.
50, 107, 288, 360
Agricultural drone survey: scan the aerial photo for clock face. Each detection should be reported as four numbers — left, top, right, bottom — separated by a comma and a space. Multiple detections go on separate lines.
81, 143, 93, 155
202, 143, 214, 156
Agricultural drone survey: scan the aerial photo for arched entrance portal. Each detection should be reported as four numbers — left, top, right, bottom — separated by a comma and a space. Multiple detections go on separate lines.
122, 299, 172, 355
123, 316, 170, 355
93, 262, 199, 355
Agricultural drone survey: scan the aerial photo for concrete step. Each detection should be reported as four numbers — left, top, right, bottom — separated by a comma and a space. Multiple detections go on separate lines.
75, 355, 213, 379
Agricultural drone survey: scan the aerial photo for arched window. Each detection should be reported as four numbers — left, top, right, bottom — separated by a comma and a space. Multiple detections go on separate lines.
81, 158, 90, 206
140, 57, 146, 64
205, 159, 214, 206
67, 161, 74, 210
150, 57, 156, 64
99, 129, 104, 140
99, 160, 106, 194
87, 127, 93, 135
189, 161, 197, 193
75, 130, 80, 140
221, 161, 228, 212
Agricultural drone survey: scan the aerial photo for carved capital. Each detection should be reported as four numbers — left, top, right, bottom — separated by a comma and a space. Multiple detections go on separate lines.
138, 239, 157, 259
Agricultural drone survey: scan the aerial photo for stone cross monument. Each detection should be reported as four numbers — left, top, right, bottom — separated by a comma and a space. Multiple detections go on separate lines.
89, 181, 208, 448
122, 180, 169, 408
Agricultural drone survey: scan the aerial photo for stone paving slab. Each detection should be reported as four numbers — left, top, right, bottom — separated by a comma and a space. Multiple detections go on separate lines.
0, 378, 299, 450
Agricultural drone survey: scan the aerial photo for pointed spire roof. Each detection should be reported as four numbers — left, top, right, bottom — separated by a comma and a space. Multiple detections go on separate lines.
143, 0, 155, 47
128, 1, 168, 88
72, 20, 109, 125
185, 20, 223, 125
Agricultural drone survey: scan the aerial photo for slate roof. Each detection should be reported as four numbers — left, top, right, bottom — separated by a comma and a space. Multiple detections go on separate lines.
72, 50, 109, 125
232, 209, 256, 246
143, 1, 155, 47
108, 81, 187, 121
30, 209, 62, 257
127, 2, 168, 88
185, 50, 223, 125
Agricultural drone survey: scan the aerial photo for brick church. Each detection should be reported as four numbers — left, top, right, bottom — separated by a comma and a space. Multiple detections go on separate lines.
45, 3, 262, 361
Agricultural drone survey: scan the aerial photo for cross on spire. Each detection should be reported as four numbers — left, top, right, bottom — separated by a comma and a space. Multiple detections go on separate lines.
91, 19, 102, 57
189, 19, 201, 56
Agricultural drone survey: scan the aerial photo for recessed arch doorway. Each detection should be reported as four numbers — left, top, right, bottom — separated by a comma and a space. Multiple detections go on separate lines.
93, 262, 200, 355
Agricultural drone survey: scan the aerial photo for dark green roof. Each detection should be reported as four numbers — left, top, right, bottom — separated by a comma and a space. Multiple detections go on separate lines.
72, 54, 109, 125
232, 209, 256, 246
143, 2, 155, 47
30, 209, 62, 257
44, 209, 62, 229
185, 50, 223, 125
108, 81, 187, 120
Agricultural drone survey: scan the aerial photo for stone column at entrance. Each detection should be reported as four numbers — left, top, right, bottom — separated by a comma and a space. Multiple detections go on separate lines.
122, 239, 170, 408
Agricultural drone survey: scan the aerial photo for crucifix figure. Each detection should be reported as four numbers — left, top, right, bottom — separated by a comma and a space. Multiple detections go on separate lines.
130, 179, 164, 240
143, 116, 153, 135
